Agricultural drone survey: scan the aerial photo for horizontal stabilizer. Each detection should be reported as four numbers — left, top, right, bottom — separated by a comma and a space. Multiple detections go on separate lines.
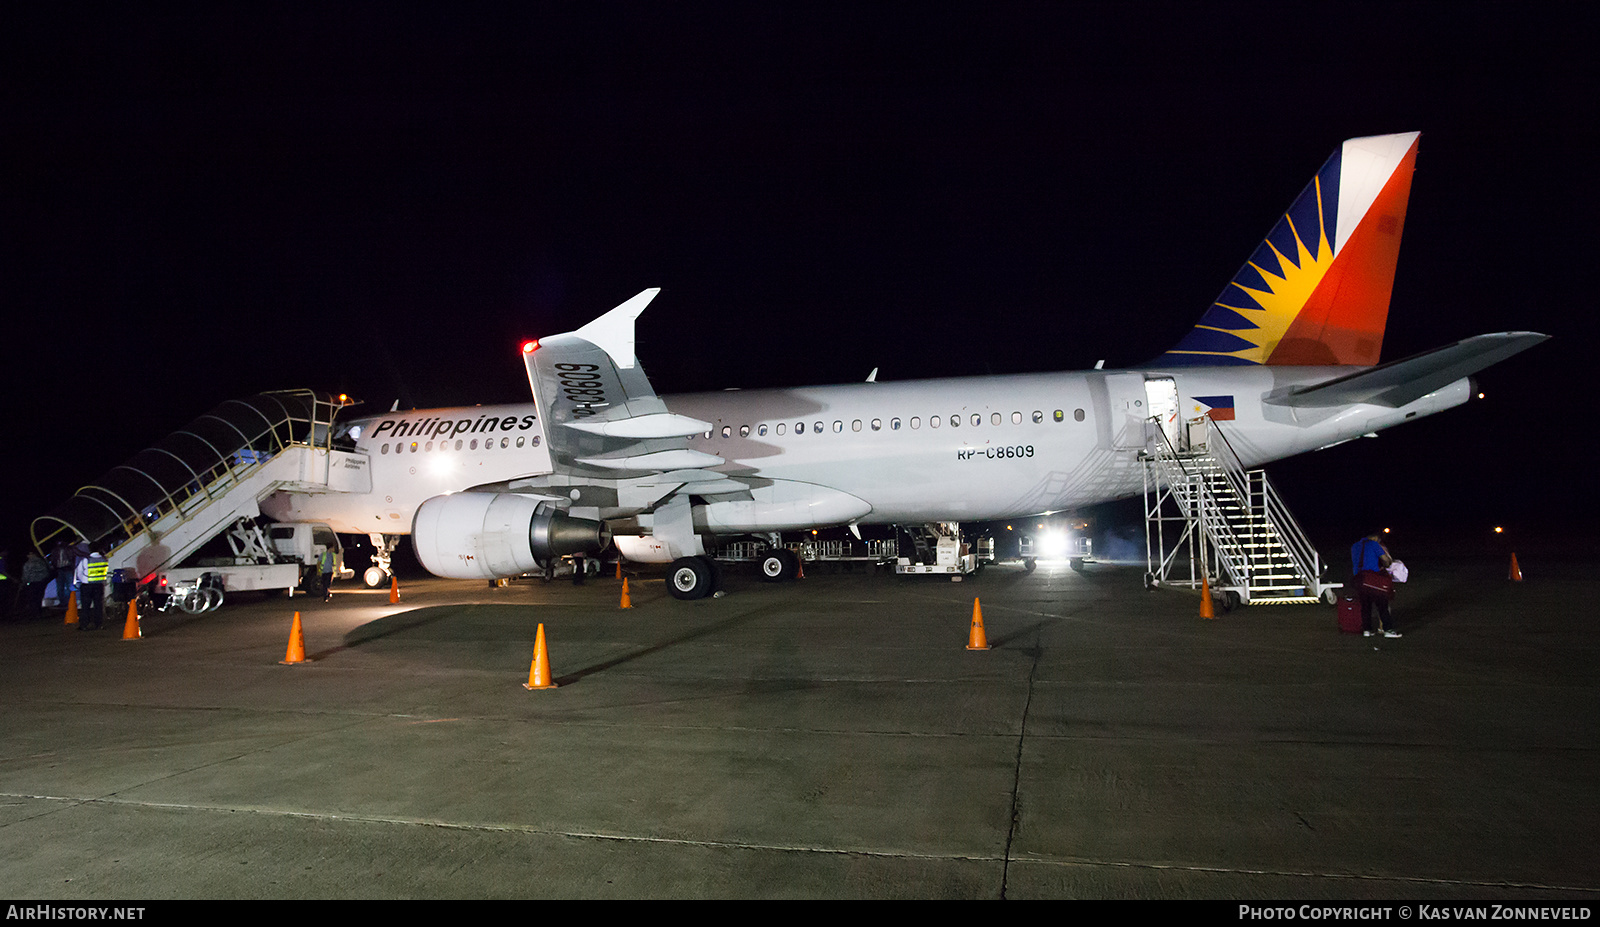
1264, 332, 1549, 409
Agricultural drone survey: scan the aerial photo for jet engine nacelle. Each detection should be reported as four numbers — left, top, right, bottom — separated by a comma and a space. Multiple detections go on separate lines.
412, 493, 610, 580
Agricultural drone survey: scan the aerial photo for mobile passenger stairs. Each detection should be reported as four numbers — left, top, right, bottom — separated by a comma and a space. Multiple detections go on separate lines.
31, 390, 370, 608
1142, 415, 1339, 610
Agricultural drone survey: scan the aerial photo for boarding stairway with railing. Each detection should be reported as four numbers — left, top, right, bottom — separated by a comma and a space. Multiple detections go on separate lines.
31, 390, 369, 582
1142, 415, 1338, 607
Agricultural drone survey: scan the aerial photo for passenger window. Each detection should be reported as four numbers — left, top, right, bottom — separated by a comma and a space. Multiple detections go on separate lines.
501, 437, 510, 448
972, 414, 981, 426
890, 418, 900, 430
1012, 412, 1022, 425
909, 417, 918, 429
1033, 410, 1043, 424
721, 426, 731, 438
1053, 410, 1064, 423
851, 420, 861, 432
532, 435, 541, 447
1075, 409, 1085, 422
516, 437, 525, 448
777, 423, 786, 436
757, 424, 767, 436
410, 442, 419, 452
929, 416, 939, 429
796, 421, 805, 434
814, 422, 823, 434
381, 444, 390, 454
470, 439, 478, 450
951, 415, 961, 428
740, 425, 750, 437
425, 441, 433, 452
455, 440, 463, 450
871, 419, 881, 431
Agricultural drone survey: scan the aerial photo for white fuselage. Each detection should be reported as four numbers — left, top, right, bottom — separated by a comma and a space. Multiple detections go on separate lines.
264, 365, 1471, 534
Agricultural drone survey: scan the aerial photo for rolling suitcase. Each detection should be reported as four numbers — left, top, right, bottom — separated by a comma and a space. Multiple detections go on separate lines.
1337, 592, 1363, 634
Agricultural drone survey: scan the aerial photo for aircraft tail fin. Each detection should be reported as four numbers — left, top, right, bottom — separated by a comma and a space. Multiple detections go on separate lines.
1155, 131, 1420, 368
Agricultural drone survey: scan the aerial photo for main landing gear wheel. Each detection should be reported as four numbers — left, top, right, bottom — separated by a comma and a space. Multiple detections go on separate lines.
758, 549, 800, 583
1023, 558, 1037, 573
363, 566, 389, 589
668, 556, 717, 600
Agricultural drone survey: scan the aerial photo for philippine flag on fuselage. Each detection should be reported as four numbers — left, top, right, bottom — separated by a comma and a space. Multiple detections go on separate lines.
1192, 395, 1236, 421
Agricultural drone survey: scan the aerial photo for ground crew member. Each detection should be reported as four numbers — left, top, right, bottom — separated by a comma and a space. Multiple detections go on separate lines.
0, 551, 11, 619
318, 547, 337, 602
76, 551, 110, 630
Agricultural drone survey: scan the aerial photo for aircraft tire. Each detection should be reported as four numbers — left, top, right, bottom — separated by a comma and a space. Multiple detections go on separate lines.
667, 556, 714, 600
363, 567, 388, 589
759, 550, 797, 582
1023, 558, 1036, 573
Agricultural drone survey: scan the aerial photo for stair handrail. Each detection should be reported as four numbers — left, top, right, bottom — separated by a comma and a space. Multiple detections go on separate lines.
1146, 417, 1249, 588
1207, 419, 1324, 591
31, 390, 354, 560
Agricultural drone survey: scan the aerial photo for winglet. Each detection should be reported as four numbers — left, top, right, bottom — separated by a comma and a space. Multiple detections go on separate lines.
571, 288, 660, 370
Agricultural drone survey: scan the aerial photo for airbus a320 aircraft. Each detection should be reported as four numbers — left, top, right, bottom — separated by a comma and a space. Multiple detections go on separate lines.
262, 131, 1546, 599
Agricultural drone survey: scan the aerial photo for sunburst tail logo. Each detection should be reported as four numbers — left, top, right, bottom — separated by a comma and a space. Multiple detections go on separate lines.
1154, 132, 1420, 368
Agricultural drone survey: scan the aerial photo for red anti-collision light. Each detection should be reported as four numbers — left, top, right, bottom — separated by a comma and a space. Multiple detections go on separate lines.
521, 340, 539, 354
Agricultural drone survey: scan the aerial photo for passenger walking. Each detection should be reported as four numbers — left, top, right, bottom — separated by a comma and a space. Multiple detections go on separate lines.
75, 551, 110, 630
1351, 532, 1399, 638
20, 552, 50, 617
49, 541, 77, 610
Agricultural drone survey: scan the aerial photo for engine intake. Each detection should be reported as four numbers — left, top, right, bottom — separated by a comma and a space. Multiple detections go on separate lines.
412, 493, 610, 580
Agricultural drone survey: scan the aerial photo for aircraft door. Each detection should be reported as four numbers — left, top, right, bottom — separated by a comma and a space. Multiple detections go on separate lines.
1144, 376, 1181, 450
1094, 372, 1149, 450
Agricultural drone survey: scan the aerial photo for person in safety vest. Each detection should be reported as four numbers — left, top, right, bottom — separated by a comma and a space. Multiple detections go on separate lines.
318, 547, 337, 602
75, 551, 110, 630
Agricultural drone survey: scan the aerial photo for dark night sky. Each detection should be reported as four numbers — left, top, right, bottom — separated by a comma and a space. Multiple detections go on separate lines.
3, 3, 1593, 560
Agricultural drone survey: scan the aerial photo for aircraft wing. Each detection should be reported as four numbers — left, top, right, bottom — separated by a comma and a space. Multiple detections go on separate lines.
1263, 332, 1549, 409
523, 289, 721, 478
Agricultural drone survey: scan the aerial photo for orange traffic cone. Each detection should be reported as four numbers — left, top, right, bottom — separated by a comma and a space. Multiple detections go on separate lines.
389, 576, 400, 604
280, 612, 307, 664
63, 591, 79, 627
966, 598, 991, 650
523, 623, 559, 689
615, 560, 622, 579
796, 556, 805, 580
619, 577, 633, 609
1509, 553, 1523, 582
1199, 575, 1216, 619
121, 598, 141, 641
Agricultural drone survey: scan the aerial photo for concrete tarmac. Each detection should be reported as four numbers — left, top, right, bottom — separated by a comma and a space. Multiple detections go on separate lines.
1, 555, 1597, 899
